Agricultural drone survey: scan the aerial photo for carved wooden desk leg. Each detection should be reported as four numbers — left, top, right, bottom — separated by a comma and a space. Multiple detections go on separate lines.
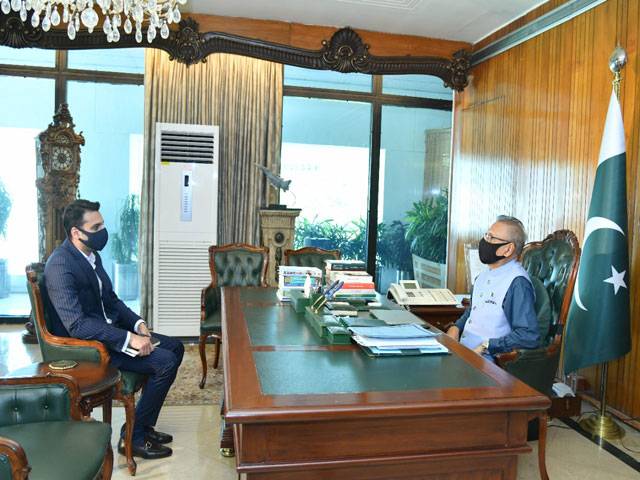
219, 396, 234, 457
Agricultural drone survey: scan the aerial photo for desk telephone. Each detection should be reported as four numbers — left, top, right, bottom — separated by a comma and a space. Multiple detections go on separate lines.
389, 280, 458, 306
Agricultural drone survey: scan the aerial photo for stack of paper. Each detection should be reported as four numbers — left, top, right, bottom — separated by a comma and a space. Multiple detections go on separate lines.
348, 324, 448, 356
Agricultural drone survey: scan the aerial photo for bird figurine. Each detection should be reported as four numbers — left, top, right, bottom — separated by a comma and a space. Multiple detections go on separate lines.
255, 163, 292, 192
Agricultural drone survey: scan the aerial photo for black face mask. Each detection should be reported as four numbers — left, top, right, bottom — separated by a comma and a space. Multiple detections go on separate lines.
78, 227, 109, 252
478, 237, 509, 265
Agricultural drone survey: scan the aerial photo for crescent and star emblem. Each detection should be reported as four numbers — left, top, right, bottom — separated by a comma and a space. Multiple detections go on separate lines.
573, 216, 626, 311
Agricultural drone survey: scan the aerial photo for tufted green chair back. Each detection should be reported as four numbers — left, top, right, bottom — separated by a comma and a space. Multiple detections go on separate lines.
520, 230, 580, 346
0, 384, 72, 427
498, 230, 580, 397
209, 244, 269, 288
284, 247, 341, 282
201, 244, 269, 335
26, 264, 103, 364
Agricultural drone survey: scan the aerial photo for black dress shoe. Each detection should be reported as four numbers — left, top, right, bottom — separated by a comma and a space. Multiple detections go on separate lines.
145, 428, 173, 444
118, 438, 173, 459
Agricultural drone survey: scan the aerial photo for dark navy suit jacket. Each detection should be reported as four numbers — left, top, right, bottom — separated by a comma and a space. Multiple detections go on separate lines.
44, 238, 141, 352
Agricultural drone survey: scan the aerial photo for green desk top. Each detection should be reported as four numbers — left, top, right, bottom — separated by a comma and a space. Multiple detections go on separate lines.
240, 288, 280, 303
244, 305, 328, 346
254, 350, 497, 395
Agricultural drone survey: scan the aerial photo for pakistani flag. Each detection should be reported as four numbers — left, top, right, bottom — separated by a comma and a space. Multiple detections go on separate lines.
563, 90, 631, 374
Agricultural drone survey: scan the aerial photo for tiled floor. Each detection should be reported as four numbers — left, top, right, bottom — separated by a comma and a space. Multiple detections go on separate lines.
2, 323, 640, 479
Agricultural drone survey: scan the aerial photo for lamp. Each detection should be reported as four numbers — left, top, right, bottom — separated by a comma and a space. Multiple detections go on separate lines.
0, 0, 187, 43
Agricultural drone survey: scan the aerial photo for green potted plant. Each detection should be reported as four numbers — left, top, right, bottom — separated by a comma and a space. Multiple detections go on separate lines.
405, 191, 448, 287
378, 220, 413, 277
111, 194, 140, 301
0, 180, 11, 298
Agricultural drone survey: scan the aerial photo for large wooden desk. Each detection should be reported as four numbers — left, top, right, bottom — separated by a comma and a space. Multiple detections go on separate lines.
222, 287, 549, 480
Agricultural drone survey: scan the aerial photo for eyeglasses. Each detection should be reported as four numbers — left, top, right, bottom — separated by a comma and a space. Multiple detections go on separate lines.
483, 232, 512, 244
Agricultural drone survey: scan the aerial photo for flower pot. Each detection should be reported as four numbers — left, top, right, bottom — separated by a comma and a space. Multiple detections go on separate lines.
0, 258, 9, 298
412, 254, 446, 288
113, 262, 139, 301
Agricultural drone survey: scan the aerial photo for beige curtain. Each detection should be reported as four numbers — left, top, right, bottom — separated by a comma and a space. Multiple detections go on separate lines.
140, 50, 283, 323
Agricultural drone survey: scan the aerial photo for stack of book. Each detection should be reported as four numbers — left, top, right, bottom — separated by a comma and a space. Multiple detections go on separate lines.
277, 265, 322, 301
324, 260, 376, 299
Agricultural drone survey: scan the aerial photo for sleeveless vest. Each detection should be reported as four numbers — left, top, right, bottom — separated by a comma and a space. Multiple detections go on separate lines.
460, 260, 531, 350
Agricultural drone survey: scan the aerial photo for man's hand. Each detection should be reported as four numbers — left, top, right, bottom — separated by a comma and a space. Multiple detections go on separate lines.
129, 333, 154, 356
137, 322, 151, 337
472, 344, 485, 354
446, 325, 460, 341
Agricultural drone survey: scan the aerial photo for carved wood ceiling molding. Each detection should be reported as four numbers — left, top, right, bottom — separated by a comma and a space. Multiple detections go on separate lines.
0, 13, 470, 91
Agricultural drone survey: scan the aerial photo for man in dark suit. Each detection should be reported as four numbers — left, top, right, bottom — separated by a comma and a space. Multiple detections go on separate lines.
45, 199, 184, 459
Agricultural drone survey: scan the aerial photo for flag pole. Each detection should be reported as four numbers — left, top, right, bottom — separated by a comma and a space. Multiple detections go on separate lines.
578, 46, 627, 441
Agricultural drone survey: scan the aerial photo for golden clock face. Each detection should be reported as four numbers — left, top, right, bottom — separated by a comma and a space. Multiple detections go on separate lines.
51, 145, 74, 170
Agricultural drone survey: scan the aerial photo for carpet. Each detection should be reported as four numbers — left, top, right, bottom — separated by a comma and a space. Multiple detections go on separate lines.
118, 344, 223, 406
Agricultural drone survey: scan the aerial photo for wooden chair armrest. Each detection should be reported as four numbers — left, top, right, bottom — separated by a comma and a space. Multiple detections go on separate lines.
0, 373, 83, 420
0, 436, 30, 480
44, 334, 110, 365
494, 350, 519, 367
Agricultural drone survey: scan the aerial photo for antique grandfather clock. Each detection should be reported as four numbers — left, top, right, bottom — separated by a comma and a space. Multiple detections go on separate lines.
23, 104, 84, 343
36, 103, 84, 261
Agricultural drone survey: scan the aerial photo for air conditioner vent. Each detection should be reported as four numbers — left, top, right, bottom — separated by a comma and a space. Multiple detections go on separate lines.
160, 131, 215, 164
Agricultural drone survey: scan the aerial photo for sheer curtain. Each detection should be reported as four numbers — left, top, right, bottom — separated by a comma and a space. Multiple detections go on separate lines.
140, 50, 282, 323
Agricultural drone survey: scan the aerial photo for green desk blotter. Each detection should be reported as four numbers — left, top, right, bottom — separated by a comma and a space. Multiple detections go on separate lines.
304, 307, 341, 338
326, 326, 351, 344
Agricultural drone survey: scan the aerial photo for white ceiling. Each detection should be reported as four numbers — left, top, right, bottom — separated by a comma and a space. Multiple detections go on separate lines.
184, 0, 547, 44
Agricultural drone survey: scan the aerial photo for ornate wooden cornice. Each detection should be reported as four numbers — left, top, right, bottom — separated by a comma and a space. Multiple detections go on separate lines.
0, 13, 470, 90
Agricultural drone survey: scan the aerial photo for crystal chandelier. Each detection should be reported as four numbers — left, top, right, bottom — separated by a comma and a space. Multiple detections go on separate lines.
1, 0, 187, 43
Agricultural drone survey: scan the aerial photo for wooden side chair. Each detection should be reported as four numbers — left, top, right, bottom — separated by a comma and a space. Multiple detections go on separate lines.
284, 247, 341, 282
495, 230, 581, 480
0, 374, 113, 480
26, 264, 145, 476
198, 243, 268, 389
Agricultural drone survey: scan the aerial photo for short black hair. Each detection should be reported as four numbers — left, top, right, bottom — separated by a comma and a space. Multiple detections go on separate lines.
63, 199, 101, 237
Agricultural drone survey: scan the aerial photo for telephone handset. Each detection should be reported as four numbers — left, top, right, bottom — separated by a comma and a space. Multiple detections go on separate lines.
388, 280, 458, 306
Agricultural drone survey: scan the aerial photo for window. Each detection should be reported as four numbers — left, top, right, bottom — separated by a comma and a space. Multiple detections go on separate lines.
0, 50, 143, 317
281, 97, 371, 260
0, 76, 55, 315
281, 72, 453, 291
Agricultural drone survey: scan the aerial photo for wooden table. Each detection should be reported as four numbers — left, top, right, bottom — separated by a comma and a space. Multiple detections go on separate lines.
223, 287, 549, 480
9, 361, 121, 423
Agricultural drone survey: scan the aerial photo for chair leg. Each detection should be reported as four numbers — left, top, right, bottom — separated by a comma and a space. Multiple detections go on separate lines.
103, 396, 113, 425
199, 333, 209, 389
101, 443, 113, 480
121, 393, 137, 476
213, 336, 221, 370
538, 412, 549, 480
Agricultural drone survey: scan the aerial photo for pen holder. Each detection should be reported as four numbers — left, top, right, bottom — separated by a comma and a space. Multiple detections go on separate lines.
310, 294, 328, 313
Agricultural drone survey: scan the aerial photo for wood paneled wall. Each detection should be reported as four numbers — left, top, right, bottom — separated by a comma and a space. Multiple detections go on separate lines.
449, 0, 640, 416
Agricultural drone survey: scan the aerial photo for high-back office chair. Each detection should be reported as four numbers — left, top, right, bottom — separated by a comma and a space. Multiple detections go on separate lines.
26, 264, 145, 476
0, 375, 113, 480
495, 229, 580, 480
284, 247, 341, 282
198, 243, 268, 389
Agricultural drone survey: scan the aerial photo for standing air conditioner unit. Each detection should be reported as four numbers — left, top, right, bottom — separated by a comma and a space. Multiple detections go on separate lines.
153, 123, 219, 336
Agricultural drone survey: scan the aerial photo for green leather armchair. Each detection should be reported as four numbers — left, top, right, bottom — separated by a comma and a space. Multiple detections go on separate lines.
495, 230, 580, 480
199, 243, 268, 389
25, 264, 145, 476
0, 374, 113, 480
284, 247, 341, 282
